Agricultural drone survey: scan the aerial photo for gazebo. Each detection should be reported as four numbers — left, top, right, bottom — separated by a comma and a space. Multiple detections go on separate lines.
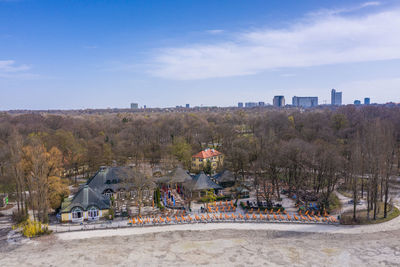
157, 167, 193, 207
188, 171, 223, 197
213, 170, 236, 188
157, 167, 192, 193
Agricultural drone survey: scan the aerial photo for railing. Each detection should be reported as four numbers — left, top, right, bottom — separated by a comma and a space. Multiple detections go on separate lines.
51, 213, 339, 234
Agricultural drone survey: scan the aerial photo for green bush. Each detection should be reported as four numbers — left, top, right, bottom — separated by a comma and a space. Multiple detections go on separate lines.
108, 208, 115, 220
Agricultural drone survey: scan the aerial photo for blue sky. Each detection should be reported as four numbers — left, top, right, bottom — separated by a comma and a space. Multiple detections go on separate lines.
1, 0, 400, 109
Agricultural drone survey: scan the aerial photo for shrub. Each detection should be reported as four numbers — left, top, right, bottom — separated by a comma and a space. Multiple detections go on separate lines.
108, 208, 115, 220
14, 219, 51, 238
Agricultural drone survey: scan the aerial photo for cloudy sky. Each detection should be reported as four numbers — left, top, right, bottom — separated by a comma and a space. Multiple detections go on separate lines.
1, 0, 400, 109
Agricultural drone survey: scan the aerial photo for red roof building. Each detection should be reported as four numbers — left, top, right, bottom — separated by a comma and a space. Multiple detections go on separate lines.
192, 148, 222, 159
191, 148, 224, 171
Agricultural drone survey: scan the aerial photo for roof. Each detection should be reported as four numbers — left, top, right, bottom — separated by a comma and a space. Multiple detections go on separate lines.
213, 170, 236, 183
61, 185, 110, 213
192, 148, 222, 159
157, 167, 192, 184
189, 172, 222, 191
87, 166, 154, 194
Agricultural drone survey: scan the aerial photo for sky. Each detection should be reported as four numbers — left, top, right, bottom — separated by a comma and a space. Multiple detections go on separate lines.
1, 0, 400, 110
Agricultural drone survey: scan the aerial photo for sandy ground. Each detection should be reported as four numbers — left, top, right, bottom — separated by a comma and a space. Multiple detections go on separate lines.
1, 227, 400, 266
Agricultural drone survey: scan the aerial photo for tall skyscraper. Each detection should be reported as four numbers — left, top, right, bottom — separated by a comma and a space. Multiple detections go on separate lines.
331, 89, 342, 106
238, 102, 243, 108
185, 104, 190, 108
292, 96, 318, 108
273, 96, 285, 107
364, 98, 370, 105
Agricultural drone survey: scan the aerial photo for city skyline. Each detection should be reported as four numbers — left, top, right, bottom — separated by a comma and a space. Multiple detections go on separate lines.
1, 0, 400, 110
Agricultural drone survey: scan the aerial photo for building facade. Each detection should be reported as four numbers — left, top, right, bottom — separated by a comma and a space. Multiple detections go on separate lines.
191, 148, 224, 171
331, 89, 342, 106
61, 166, 154, 222
130, 103, 138, 109
292, 96, 318, 108
238, 102, 243, 108
364, 98, 370, 105
273, 96, 285, 107
245, 102, 258, 108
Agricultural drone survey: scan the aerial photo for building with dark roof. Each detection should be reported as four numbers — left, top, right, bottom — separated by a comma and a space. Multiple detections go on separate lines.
61, 166, 154, 222
186, 171, 222, 197
213, 170, 236, 188
157, 167, 193, 185
61, 185, 110, 222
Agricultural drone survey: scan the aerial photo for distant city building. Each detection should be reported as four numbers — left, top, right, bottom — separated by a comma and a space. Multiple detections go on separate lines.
273, 96, 285, 107
238, 102, 243, 108
364, 98, 370, 105
331, 89, 342, 106
130, 103, 138, 109
143, 105, 147, 109
258, 101, 265, 107
245, 102, 258, 108
185, 104, 190, 108
292, 96, 318, 108
354, 100, 361, 105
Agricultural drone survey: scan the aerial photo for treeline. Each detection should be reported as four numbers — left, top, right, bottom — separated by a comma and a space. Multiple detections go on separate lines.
0, 106, 399, 222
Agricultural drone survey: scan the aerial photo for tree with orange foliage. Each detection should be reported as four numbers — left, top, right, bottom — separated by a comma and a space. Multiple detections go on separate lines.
21, 137, 63, 223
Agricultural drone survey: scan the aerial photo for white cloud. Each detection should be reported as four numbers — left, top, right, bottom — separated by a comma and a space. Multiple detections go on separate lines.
361, 2, 381, 8
0, 60, 30, 72
206, 29, 224, 35
0, 60, 38, 79
150, 6, 400, 80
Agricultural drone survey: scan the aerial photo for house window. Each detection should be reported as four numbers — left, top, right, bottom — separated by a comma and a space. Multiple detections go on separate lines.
71, 207, 83, 221
192, 158, 196, 161
103, 189, 113, 198
88, 206, 99, 220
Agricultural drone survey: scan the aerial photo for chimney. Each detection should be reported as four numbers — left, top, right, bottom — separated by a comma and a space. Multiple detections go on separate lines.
83, 185, 89, 206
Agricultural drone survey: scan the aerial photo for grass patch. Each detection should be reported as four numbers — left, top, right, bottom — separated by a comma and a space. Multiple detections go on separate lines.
340, 202, 400, 225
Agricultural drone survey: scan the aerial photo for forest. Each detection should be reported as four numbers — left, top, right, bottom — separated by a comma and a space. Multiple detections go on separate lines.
0, 105, 399, 223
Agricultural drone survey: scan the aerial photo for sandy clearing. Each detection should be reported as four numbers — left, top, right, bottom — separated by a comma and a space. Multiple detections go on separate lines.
2, 228, 400, 266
